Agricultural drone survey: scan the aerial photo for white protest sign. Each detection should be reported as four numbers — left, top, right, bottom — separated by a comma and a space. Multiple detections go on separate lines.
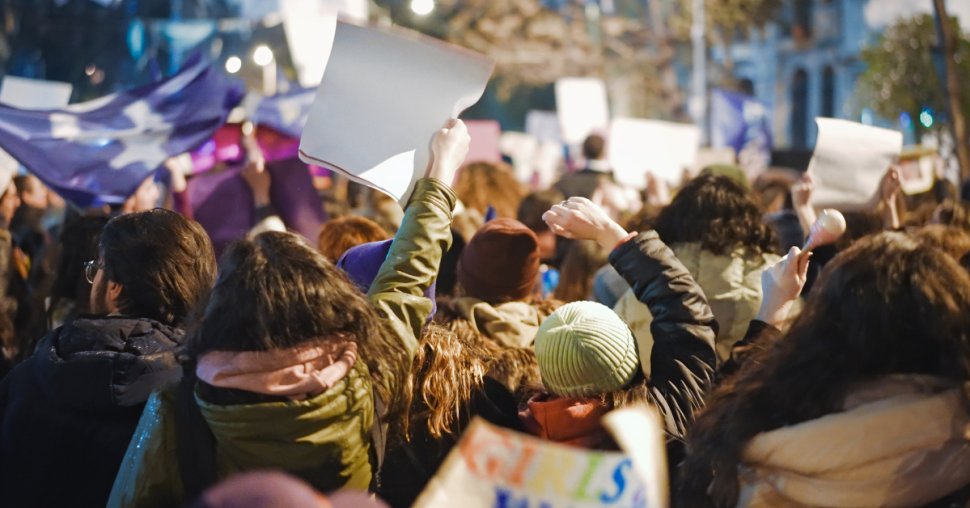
282, 1, 340, 88
608, 118, 700, 187
500, 132, 540, 184
603, 406, 669, 508
413, 419, 649, 508
555, 78, 609, 145
525, 110, 562, 144
299, 22, 494, 204
0, 77, 73, 110
807, 118, 903, 206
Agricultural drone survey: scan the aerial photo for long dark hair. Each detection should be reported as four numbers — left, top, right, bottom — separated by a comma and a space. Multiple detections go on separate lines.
653, 174, 776, 256
186, 231, 411, 431
677, 232, 970, 508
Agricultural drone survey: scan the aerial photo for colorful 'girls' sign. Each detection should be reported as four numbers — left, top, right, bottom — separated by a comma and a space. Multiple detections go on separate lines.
412, 419, 648, 508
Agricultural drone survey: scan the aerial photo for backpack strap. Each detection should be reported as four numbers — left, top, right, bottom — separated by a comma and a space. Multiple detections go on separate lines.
174, 365, 220, 501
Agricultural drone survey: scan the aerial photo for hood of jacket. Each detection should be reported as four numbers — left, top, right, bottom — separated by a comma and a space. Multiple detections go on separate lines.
197, 358, 376, 492
739, 375, 970, 508
31, 315, 183, 409
455, 297, 548, 348
519, 393, 613, 449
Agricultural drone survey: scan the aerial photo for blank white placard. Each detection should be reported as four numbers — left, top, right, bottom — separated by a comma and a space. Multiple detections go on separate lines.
808, 118, 903, 206
299, 22, 494, 203
608, 117, 700, 188
0, 76, 73, 110
555, 78, 609, 145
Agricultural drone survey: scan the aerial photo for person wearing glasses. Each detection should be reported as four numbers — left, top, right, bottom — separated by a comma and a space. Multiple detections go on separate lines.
0, 208, 216, 508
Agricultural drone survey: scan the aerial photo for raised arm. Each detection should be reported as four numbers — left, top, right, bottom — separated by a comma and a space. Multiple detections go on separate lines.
366, 119, 468, 370
544, 197, 717, 437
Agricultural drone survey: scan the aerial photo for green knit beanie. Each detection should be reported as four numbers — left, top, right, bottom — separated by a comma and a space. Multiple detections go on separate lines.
534, 301, 640, 398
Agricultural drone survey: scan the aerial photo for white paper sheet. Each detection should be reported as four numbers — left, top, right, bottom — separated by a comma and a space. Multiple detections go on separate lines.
299, 22, 494, 203
0, 76, 73, 110
555, 78, 609, 145
608, 117, 700, 188
807, 118, 903, 206
281, 1, 339, 88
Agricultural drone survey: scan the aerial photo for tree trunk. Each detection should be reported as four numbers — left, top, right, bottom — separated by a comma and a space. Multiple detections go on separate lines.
933, 0, 970, 181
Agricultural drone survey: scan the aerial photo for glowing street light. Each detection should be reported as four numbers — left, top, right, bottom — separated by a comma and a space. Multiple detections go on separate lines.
253, 45, 274, 67
225, 56, 242, 74
411, 0, 434, 16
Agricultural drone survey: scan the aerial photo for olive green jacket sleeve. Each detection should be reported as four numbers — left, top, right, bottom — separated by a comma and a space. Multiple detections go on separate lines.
366, 178, 456, 395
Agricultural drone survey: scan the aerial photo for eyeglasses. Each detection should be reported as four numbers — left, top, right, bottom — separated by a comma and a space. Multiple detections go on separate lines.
84, 260, 104, 284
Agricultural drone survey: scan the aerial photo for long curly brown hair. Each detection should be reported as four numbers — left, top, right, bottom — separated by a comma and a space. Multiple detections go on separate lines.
400, 324, 489, 440
653, 174, 776, 256
453, 161, 528, 220
676, 232, 970, 508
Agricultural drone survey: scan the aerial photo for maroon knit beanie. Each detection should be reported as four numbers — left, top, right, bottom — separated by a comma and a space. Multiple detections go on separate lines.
458, 218, 540, 303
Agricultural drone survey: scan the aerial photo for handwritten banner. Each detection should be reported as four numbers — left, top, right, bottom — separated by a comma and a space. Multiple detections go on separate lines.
413, 419, 648, 508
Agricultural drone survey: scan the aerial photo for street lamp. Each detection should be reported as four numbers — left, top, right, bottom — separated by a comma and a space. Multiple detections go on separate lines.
253, 45, 276, 96
411, 0, 434, 16
225, 56, 242, 74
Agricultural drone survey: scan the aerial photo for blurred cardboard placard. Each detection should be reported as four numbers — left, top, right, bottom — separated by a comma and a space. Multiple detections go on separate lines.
500, 131, 539, 183
555, 78, 609, 145
413, 419, 649, 508
525, 110, 562, 144
299, 21, 494, 204
691, 147, 737, 175
464, 120, 502, 164
807, 118, 902, 205
0, 77, 73, 110
281, 0, 339, 87
897, 145, 937, 195
608, 118, 700, 187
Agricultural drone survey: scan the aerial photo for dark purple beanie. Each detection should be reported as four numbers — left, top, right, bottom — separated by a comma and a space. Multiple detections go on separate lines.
336, 239, 438, 321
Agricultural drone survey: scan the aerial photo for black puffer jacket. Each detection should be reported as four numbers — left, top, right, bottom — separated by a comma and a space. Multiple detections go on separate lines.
608, 230, 719, 439
0, 315, 183, 508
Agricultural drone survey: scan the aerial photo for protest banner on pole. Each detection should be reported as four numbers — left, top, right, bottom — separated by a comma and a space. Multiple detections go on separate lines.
413, 418, 649, 508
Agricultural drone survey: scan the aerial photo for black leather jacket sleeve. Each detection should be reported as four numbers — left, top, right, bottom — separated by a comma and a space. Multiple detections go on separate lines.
608, 231, 718, 438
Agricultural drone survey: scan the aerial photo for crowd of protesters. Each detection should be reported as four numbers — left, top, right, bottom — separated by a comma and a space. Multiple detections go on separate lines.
0, 118, 969, 508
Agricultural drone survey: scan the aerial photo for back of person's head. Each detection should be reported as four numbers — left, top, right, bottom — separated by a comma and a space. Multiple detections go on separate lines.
534, 301, 644, 399
754, 180, 792, 213
835, 209, 883, 252
453, 161, 527, 220
934, 199, 970, 232
188, 231, 408, 421
700, 165, 750, 190
189, 471, 386, 508
679, 232, 970, 508
582, 134, 605, 161
50, 215, 110, 314
458, 218, 540, 304
914, 225, 970, 262
552, 240, 608, 303
317, 216, 390, 263
100, 209, 215, 326
13, 174, 47, 209
653, 174, 776, 256
517, 189, 565, 233
435, 229, 466, 298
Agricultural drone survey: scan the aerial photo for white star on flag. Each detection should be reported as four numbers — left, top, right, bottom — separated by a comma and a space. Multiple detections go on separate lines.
49, 99, 173, 171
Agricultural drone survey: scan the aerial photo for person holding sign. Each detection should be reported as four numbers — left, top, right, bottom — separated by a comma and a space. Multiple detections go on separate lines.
106, 119, 470, 508
678, 232, 970, 508
536, 197, 717, 447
